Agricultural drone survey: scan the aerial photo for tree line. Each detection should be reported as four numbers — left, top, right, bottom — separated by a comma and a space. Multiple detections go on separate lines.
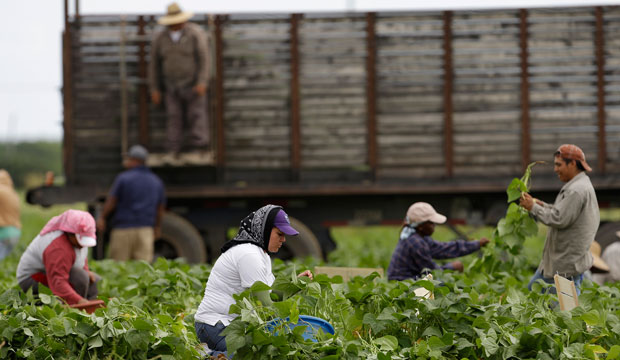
0, 141, 62, 189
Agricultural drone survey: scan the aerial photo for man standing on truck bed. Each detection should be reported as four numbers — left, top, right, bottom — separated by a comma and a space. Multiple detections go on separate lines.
149, 2, 211, 166
96, 145, 166, 262
520, 144, 599, 294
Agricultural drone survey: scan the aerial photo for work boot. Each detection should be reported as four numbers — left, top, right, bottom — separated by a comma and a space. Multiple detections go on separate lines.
182, 150, 214, 165
161, 152, 184, 166
146, 153, 165, 167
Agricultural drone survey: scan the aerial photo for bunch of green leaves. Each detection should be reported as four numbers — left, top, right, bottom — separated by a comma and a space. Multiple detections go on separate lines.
471, 161, 543, 277
223, 266, 620, 360
0, 258, 209, 359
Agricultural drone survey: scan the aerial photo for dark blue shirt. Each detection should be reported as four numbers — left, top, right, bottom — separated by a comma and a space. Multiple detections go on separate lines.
387, 231, 481, 280
109, 166, 166, 228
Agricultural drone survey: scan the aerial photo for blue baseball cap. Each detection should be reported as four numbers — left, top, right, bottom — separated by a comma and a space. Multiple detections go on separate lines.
273, 209, 299, 236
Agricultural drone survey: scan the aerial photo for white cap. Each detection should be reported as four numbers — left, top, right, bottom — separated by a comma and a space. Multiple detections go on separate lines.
77, 234, 97, 248
405, 202, 447, 225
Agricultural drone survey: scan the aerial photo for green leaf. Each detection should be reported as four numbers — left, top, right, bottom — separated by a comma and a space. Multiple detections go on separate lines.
133, 318, 156, 331
363, 313, 386, 334
518, 216, 539, 238
375, 335, 398, 351
290, 301, 299, 324
421, 326, 442, 338
608, 345, 620, 359
23, 327, 34, 336
507, 178, 526, 202
481, 335, 499, 356
428, 336, 445, 350
292, 324, 307, 340
496, 218, 513, 237
88, 336, 103, 349
39, 293, 52, 305
221, 321, 247, 355
473, 316, 490, 330
580, 310, 601, 326
502, 234, 521, 249
249, 281, 272, 292
585, 344, 607, 354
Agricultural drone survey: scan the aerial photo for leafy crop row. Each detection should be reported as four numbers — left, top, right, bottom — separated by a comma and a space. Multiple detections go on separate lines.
1, 164, 619, 359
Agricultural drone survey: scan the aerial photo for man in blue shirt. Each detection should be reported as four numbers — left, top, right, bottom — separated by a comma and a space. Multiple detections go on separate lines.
387, 202, 489, 280
96, 145, 166, 262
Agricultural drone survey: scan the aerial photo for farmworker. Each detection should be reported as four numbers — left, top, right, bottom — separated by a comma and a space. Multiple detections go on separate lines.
96, 145, 166, 262
16, 209, 101, 305
0, 169, 21, 260
520, 144, 599, 294
387, 202, 490, 280
194, 204, 313, 357
592, 237, 620, 285
149, 2, 211, 166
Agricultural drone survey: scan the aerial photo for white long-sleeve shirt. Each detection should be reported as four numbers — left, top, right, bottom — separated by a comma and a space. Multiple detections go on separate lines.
195, 244, 274, 326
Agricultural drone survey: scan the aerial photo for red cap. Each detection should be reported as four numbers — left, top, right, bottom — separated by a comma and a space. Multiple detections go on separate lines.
556, 144, 592, 172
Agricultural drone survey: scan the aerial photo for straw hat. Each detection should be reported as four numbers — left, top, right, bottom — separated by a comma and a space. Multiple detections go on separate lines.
590, 241, 610, 273
158, 2, 194, 26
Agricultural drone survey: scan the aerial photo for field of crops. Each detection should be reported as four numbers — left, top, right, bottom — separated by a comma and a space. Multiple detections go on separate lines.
1, 179, 620, 359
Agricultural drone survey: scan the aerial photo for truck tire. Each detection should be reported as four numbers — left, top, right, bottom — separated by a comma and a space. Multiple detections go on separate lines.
595, 221, 620, 252
278, 217, 323, 260
155, 212, 207, 263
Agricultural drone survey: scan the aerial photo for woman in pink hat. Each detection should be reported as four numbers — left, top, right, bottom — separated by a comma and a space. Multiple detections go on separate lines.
16, 209, 101, 305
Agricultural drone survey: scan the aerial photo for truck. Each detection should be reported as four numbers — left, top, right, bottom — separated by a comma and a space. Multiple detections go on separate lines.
27, 3, 620, 263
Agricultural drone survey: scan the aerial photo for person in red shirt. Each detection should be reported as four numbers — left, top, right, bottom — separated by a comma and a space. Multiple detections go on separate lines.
16, 209, 100, 305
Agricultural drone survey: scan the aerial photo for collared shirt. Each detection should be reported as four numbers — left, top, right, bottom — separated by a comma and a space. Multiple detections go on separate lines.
387, 232, 481, 280
109, 166, 166, 229
531, 171, 599, 277
148, 23, 210, 92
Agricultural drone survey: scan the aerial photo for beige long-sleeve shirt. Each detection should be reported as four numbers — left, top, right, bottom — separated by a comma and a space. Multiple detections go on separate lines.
0, 170, 21, 229
531, 171, 599, 277
148, 23, 210, 93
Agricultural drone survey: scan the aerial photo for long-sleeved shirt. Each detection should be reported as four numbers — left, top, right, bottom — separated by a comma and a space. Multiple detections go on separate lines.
0, 170, 20, 230
531, 171, 599, 277
148, 23, 210, 93
387, 232, 481, 280
16, 230, 89, 305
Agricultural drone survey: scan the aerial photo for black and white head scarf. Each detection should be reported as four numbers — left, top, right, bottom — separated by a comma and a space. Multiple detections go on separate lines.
221, 204, 282, 254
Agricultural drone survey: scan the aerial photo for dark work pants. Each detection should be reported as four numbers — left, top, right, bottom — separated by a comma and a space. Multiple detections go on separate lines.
19, 267, 100, 301
164, 87, 209, 153
195, 321, 228, 357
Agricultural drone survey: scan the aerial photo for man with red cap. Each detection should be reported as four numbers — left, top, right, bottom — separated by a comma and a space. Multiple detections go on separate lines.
387, 202, 489, 280
520, 144, 599, 294
16, 209, 101, 305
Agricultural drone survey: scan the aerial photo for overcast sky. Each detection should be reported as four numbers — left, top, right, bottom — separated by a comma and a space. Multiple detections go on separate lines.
1, 0, 618, 142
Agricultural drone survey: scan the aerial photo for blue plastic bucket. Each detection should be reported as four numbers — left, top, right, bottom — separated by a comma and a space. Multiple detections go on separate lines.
266, 315, 334, 341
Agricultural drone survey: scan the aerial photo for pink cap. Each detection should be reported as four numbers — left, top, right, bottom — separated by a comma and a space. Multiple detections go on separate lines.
40, 209, 97, 247
405, 202, 447, 225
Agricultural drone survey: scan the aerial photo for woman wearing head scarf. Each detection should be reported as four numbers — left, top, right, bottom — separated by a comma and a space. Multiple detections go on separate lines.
16, 209, 101, 305
194, 205, 313, 357
0, 169, 21, 260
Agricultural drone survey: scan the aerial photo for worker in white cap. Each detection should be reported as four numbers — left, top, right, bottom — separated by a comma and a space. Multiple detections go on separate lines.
387, 202, 489, 280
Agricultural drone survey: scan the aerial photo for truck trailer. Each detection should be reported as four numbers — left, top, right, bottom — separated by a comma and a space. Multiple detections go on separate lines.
28, 3, 620, 263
